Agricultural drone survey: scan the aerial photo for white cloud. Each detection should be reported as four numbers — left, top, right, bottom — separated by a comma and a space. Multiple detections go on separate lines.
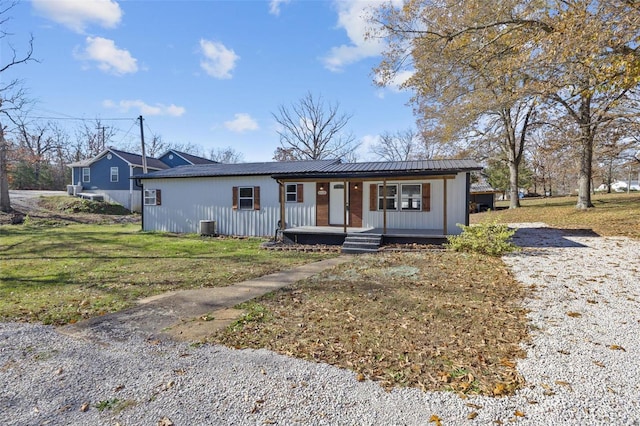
323, 1, 384, 72
360, 134, 381, 152
199, 39, 239, 79
224, 113, 259, 132
77, 36, 138, 75
32, 0, 122, 33
103, 99, 186, 117
269, 0, 291, 16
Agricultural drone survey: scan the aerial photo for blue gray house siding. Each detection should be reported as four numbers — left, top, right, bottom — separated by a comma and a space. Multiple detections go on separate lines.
72, 155, 131, 191
157, 153, 191, 168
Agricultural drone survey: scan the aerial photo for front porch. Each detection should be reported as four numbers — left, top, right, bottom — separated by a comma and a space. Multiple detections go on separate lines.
281, 226, 448, 246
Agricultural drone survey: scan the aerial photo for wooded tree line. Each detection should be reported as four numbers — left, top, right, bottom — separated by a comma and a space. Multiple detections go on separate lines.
2, 117, 244, 191
371, 0, 640, 209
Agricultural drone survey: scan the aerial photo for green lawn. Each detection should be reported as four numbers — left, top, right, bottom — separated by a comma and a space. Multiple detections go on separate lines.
0, 223, 334, 325
473, 193, 640, 239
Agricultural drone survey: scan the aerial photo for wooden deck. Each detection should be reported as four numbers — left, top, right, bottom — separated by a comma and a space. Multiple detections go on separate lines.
281, 226, 448, 246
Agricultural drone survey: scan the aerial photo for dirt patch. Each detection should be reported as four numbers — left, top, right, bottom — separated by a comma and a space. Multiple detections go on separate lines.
0, 193, 140, 226
165, 308, 245, 341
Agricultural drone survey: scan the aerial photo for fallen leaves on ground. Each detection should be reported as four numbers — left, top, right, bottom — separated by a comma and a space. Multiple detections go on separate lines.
208, 252, 529, 396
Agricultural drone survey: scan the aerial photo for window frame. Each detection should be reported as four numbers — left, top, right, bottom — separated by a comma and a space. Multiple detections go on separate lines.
144, 189, 160, 206
110, 167, 119, 183
377, 184, 398, 211
238, 186, 254, 210
82, 167, 90, 183
285, 183, 298, 202
400, 184, 422, 211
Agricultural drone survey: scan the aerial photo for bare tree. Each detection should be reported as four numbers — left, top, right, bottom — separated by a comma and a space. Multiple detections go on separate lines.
73, 119, 117, 160
1, 0, 36, 212
208, 146, 243, 163
370, 129, 419, 161
272, 92, 358, 161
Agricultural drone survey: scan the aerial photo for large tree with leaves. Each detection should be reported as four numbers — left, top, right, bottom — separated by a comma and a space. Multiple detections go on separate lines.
272, 92, 358, 161
1, 0, 35, 212
373, 0, 640, 209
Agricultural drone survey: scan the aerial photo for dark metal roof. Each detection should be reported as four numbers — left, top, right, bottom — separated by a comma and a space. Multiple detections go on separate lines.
67, 148, 169, 170
471, 182, 500, 193
134, 159, 341, 179
111, 149, 169, 170
272, 159, 482, 179
166, 150, 218, 165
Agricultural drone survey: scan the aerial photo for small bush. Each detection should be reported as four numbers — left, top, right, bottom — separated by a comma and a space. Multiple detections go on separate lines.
446, 221, 518, 256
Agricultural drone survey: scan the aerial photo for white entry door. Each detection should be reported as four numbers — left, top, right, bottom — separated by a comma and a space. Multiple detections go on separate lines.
329, 182, 349, 225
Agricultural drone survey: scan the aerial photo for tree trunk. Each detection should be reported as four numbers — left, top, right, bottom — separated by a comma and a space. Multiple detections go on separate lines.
576, 136, 594, 209
575, 97, 595, 209
0, 126, 11, 213
508, 159, 521, 209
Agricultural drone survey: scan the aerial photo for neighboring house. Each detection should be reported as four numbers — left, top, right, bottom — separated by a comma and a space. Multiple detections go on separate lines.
470, 182, 501, 212
136, 159, 482, 243
67, 148, 215, 212
157, 149, 218, 168
596, 180, 640, 192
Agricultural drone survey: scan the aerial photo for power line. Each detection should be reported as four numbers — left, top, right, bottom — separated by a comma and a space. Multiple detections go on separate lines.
28, 116, 135, 121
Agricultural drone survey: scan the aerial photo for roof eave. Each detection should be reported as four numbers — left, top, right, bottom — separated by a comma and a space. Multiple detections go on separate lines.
272, 168, 482, 180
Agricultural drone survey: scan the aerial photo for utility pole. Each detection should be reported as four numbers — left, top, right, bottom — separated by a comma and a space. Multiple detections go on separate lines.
96, 125, 107, 150
139, 115, 147, 174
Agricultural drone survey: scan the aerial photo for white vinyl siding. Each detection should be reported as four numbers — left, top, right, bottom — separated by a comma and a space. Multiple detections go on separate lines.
363, 175, 467, 234
142, 176, 316, 236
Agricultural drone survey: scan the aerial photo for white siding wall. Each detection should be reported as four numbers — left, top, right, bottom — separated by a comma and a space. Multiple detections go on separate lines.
282, 182, 316, 228
361, 173, 468, 234
81, 189, 141, 212
141, 177, 316, 236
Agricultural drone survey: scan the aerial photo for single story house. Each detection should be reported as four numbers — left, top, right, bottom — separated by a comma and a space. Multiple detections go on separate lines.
135, 158, 482, 245
67, 148, 215, 212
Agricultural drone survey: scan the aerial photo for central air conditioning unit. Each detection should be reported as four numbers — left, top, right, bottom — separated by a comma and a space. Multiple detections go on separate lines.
199, 220, 217, 236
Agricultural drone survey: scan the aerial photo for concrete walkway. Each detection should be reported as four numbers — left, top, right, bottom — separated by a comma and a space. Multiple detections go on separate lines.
59, 256, 350, 343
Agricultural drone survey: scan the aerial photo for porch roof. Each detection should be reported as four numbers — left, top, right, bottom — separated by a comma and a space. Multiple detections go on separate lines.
271, 159, 481, 180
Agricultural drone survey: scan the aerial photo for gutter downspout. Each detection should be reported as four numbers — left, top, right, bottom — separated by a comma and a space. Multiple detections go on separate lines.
278, 180, 285, 232
343, 179, 347, 234
129, 165, 134, 212
382, 179, 387, 234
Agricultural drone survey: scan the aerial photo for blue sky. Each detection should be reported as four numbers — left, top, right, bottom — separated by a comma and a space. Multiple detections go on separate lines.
3, 0, 414, 162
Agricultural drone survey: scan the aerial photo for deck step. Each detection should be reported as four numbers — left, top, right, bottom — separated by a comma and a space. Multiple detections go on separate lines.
341, 233, 382, 254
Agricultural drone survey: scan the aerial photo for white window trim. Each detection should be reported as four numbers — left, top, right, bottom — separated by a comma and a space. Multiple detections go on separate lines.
110, 167, 119, 182
378, 183, 423, 211
400, 183, 422, 211
285, 183, 298, 203
82, 167, 90, 183
144, 189, 157, 206
238, 187, 254, 210
378, 184, 398, 211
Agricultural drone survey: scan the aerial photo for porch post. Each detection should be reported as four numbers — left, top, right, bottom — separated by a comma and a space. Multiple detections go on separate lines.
383, 179, 387, 234
343, 179, 347, 233
442, 177, 448, 235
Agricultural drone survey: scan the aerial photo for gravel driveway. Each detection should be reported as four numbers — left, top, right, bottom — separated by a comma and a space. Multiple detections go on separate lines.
1, 223, 639, 425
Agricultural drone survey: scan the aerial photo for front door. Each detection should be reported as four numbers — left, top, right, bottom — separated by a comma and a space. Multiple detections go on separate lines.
329, 182, 349, 225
